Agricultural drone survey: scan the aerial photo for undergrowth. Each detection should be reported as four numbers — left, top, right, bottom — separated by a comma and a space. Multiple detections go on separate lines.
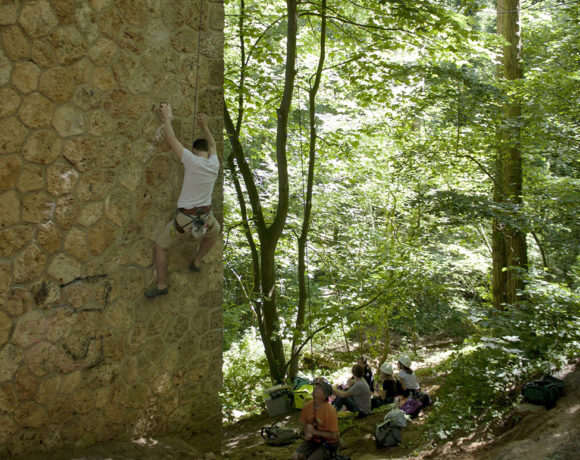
422, 272, 580, 444
222, 271, 579, 449
221, 328, 271, 423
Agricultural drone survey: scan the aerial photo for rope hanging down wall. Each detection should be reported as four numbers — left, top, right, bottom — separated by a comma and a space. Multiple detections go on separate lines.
192, 0, 204, 138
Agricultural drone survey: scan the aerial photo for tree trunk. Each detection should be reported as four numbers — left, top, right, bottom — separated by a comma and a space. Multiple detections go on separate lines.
224, 0, 298, 383
493, 0, 528, 309
289, 0, 327, 380
259, 238, 286, 382
492, 153, 508, 309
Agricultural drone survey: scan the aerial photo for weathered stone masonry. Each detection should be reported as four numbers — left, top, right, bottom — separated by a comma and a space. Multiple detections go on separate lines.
0, 0, 224, 456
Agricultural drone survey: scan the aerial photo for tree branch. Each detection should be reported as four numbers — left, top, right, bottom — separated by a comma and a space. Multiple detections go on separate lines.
224, 102, 267, 235
270, 0, 298, 239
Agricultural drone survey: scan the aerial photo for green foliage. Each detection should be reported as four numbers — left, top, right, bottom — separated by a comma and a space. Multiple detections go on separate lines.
221, 328, 272, 422
425, 344, 524, 441
502, 270, 580, 360
519, 0, 580, 275
423, 271, 579, 442
222, 0, 579, 432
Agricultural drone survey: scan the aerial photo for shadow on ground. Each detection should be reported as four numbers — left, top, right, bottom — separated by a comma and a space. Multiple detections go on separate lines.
15, 361, 579, 459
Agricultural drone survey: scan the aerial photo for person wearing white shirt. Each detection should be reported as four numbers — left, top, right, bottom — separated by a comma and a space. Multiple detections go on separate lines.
145, 103, 220, 298
396, 355, 420, 398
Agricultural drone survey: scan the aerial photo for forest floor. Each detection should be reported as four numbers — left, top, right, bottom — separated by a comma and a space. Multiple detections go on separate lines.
19, 360, 578, 459
221, 359, 579, 460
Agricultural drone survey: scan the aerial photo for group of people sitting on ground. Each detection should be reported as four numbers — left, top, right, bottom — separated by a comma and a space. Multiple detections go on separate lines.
373, 354, 420, 409
292, 355, 421, 460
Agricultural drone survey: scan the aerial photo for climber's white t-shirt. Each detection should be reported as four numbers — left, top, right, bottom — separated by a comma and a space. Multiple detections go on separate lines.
177, 149, 219, 208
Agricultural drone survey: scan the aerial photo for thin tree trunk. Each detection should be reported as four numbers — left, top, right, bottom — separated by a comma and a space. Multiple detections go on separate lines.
226, 153, 260, 297
289, 0, 327, 380
383, 315, 390, 361
223, 0, 298, 383
341, 318, 350, 353
531, 230, 548, 268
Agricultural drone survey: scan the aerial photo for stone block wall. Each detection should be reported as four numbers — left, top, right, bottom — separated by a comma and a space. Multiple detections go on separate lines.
0, 0, 224, 456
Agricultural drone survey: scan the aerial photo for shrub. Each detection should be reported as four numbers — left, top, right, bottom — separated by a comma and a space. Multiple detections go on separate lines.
423, 271, 579, 442
221, 328, 272, 422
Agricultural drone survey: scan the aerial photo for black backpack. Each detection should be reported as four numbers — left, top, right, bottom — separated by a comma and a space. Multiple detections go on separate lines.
375, 423, 402, 449
522, 374, 564, 409
260, 422, 297, 446
417, 391, 432, 407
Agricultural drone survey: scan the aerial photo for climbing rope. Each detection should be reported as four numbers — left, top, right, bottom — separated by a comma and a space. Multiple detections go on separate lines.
153, 2, 203, 145
192, 0, 204, 138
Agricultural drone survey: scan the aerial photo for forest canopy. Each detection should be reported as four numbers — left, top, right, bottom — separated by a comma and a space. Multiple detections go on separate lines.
220, 0, 579, 440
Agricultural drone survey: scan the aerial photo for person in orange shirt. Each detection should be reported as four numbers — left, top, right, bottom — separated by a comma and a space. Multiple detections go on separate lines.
292, 378, 340, 460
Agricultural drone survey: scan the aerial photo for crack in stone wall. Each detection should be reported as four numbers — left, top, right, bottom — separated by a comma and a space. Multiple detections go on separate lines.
0, 0, 224, 456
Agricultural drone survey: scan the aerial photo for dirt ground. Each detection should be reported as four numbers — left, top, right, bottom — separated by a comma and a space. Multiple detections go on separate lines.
222, 360, 580, 460
17, 361, 578, 459
422, 360, 580, 460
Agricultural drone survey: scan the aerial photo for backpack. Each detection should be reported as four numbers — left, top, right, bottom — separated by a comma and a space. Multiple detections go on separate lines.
383, 409, 407, 429
374, 409, 406, 448
260, 422, 297, 446
292, 376, 311, 390
400, 397, 423, 418
522, 375, 564, 410
416, 391, 432, 408
374, 423, 402, 449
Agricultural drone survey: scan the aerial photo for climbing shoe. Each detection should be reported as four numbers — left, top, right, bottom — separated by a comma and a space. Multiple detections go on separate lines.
144, 285, 168, 298
189, 261, 201, 272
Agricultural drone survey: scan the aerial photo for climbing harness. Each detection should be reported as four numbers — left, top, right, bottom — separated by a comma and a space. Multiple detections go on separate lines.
173, 206, 211, 238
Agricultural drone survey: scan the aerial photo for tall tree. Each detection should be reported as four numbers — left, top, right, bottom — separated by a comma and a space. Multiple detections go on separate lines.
223, 0, 474, 382
224, 0, 298, 382
492, 0, 528, 308
289, 0, 327, 380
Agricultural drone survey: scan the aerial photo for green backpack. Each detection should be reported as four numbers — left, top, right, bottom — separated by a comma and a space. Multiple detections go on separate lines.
261, 422, 297, 446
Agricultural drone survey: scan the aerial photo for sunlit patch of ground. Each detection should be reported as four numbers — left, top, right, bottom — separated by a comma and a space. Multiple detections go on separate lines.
419, 360, 580, 460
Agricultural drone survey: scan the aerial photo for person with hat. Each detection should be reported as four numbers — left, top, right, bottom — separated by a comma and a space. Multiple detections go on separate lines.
293, 378, 340, 460
371, 362, 397, 409
396, 355, 420, 398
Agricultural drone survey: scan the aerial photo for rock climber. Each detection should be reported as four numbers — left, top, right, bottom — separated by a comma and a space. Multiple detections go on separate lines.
145, 103, 220, 298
